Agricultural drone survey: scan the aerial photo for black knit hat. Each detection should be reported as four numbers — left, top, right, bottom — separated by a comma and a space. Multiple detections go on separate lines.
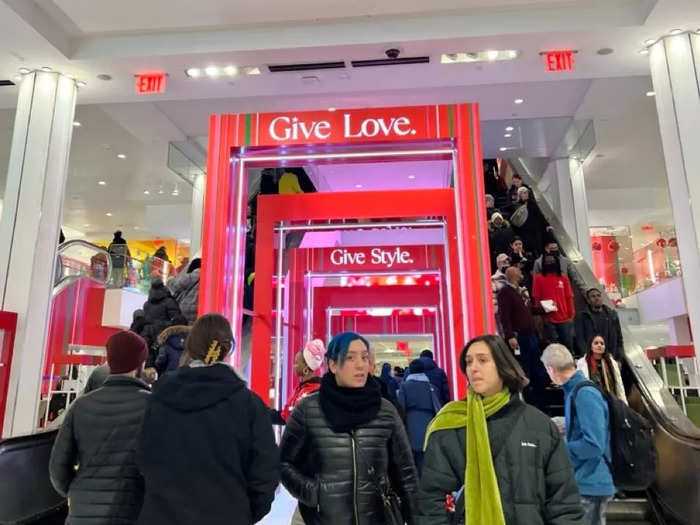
106, 331, 147, 374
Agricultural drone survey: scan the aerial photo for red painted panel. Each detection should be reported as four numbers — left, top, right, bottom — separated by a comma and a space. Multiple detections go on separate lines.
0, 311, 18, 436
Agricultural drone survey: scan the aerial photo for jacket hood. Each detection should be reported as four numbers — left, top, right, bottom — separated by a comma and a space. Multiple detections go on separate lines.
148, 280, 171, 302
419, 356, 437, 371
157, 325, 190, 345
152, 363, 246, 412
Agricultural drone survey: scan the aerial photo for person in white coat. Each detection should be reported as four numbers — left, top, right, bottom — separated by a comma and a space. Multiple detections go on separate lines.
576, 334, 627, 405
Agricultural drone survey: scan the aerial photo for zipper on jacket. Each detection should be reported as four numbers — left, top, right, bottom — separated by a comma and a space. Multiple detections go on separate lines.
351, 431, 360, 525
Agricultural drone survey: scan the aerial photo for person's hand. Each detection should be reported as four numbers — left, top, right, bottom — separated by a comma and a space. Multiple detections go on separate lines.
508, 337, 519, 350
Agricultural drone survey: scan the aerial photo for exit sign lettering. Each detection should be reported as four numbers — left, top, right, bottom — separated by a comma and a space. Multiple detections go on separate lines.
135, 73, 167, 94
543, 50, 575, 72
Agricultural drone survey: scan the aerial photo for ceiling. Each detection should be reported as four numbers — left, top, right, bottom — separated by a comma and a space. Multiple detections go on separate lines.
0, 0, 696, 245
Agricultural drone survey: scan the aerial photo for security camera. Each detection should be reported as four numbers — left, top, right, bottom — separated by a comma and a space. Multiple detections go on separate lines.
385, 48, 401, 59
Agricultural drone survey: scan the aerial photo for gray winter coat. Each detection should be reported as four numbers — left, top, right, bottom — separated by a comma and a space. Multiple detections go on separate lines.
49, 376, 150, 524
168, 268, 200, 324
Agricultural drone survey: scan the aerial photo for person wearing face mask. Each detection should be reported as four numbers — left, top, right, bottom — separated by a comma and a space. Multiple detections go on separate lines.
534, 237, 587, 296
280, 331, 418, 525
533, 253, 575, 351
576, 334, 627, 404
417, 335, 584, 525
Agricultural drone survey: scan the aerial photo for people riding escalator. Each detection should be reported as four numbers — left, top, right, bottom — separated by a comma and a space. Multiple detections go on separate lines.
107, 230, 131, 288
510, 187, 549, 257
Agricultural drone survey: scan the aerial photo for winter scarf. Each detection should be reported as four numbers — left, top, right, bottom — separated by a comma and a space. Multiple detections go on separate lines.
424, 388, 510, 525
319, 372, 382, 433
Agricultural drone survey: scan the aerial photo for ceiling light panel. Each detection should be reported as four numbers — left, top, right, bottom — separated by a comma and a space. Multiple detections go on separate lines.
441, 50, 520, 64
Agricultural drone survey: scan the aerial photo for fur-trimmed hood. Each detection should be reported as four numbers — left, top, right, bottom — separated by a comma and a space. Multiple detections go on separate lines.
157, 325, 191, 345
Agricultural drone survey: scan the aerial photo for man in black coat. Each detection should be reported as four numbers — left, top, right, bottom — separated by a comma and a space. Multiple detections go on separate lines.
50, 331, 151, 524
575, 287, 624, 360
418, 349, 451, 406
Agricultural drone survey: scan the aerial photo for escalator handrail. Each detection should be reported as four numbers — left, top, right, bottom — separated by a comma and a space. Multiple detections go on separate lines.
512, 159, 700, 443
56, 239, 112, 288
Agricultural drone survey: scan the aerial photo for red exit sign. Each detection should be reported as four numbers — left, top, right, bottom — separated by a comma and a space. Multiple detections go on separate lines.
543, 50, 576, 72
135, 73, 167, 94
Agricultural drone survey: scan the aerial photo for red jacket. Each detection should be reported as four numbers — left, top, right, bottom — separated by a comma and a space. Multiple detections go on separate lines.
281, 377, 321, 422
533, 273, 574, 323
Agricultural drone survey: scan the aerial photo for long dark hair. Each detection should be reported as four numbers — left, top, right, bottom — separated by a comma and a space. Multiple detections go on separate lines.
586, 333, 612, 376
185, 314, 234, 364
459, 334, 529, 393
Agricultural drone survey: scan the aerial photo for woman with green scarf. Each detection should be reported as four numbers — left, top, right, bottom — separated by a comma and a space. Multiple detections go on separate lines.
417, 335, 585, 525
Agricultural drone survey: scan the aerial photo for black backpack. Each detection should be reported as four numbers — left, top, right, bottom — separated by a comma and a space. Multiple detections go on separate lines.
569, 380, 657, 491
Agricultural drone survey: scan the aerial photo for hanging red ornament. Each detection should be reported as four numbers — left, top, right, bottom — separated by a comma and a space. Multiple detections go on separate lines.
668, 237, 677, 247
592, 241, 602, 251
621, 267, 629, 275
656, 238, 667, 248
608, 240, 620, 252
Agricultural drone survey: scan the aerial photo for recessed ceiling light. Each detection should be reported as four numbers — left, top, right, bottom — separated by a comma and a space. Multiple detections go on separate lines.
40, 66, 52, 72
105, 212, 112, 217
18, 67, 31, 74
514, 98, 524, 104
223, 65, 238, 76
185, 68, 201, 78
98, 180, 106, 186
486, 50, 499, 61
441, 50, 519, 64
505, 126, 514, 131
504, 133, 512, 138
646, 91, 656, 97
355, 184, 363, 189
669, 29, 683, 35
72, 121, 81, 127
242, 66, 261, 75
328, 107, 336, 112
408, 175, 416, 180
76, 80, 87, 87
143, 190, 150, 195
205, 66, 220, 77
499, 147, 508, 151
117, 153, 126, 159
639, 49, 650, 56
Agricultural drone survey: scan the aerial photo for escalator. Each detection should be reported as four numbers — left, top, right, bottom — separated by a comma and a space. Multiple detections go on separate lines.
514, 162, 700, 525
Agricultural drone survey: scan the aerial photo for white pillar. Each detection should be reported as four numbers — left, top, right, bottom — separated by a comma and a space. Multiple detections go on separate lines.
0, 71, 77, 437
190, 173, 205, 257
649, 31, 700, 370
568, 158, 593, 267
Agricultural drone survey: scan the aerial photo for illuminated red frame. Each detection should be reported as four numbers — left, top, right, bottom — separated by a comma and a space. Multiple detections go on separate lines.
200, 104, 493, 402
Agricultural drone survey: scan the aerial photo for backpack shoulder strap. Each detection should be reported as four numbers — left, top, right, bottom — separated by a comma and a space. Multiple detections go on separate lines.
567, 380, 598, 440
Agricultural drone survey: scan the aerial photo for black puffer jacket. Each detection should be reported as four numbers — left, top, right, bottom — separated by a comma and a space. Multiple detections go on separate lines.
417, 397, 585, 525
49, 376, 150, 524
141, 279, 182, 360
280, 393, 418, 525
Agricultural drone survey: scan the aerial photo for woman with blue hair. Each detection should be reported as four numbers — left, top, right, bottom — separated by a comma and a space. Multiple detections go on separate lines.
280, 331, 418, 524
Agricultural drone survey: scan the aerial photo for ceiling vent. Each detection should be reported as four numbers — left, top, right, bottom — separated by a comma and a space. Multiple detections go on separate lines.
0, 80, 16, 87
351, 56, 430, 68
268, 61, 346, 73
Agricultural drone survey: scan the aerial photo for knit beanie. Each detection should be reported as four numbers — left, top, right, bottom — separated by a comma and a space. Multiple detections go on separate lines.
302, 339, 325, 371
106, 331, 147, 374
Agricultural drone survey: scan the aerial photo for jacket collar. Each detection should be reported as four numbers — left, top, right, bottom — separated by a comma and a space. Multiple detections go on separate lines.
406, 373, 429, 382
561, 370, 586, 395
103, 375, 150, 390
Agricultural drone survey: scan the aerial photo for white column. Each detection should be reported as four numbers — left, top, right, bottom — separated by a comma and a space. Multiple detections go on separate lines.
0, 71, 77, 437
569, 158, 593, 267
190, 173, 205, 257
649, 31, 700, 370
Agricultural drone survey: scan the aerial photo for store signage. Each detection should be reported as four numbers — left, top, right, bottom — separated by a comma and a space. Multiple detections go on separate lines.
135, 73, 167, 94
543, 50, 575, 72
330, 247, 414, 268
257, 106, 431, 146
